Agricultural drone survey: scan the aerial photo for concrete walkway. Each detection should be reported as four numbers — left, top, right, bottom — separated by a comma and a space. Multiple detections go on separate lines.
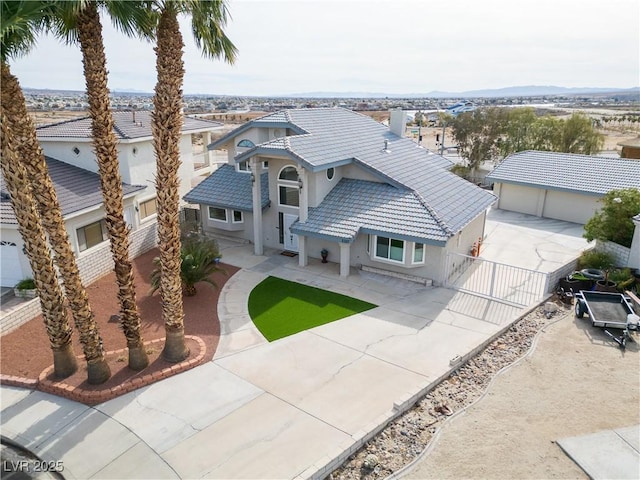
558, 425, 640, 480
0, 211, 598, 479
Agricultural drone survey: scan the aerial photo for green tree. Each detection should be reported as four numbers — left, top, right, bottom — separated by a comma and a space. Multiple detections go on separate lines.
583, 188, 640, 248
558, 113, 604, 155
498, 107, 538, 156
450, 107, 508, 171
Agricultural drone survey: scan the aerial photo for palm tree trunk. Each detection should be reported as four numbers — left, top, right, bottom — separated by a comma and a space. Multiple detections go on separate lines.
0, 114, 78, 379
76, 2, 148, 370
1, 63, 111, 385
153, 7, 188, 363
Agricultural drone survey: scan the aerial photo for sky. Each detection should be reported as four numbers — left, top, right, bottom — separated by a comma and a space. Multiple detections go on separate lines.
9, 0, 640, 97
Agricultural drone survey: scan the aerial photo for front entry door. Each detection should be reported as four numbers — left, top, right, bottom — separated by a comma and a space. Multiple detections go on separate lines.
283, 213, 299, 252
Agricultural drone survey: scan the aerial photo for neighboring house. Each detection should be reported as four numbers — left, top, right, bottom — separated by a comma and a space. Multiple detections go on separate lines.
0, 157, 144, 287
0, 111, 222, 288
36, 111, 224, 205
617, 136, 640, 160
486, 151, 640, 224
185, 108, 496, 284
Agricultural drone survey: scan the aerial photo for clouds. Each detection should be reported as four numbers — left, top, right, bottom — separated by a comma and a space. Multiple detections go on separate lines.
9, 0, 640, 96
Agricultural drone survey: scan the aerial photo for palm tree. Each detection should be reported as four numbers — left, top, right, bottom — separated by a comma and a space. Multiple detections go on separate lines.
1, 0, 111, 384
48, 0, 157, 370
1, 114, 78, 379
150, 0, 236, 362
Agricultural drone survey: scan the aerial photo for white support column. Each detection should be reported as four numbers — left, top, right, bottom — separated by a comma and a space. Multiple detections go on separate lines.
298, 236, 308, 267
251, 159, 263, 255
204, 132, 212, 168
297, 167, 308, 223
339, 242, 350, 277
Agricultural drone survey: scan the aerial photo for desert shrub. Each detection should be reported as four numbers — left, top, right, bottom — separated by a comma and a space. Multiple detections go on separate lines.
150, 237, 222, 296
583, 188, 640, 248
577, 250, 615, 270
14, 278, 35, 290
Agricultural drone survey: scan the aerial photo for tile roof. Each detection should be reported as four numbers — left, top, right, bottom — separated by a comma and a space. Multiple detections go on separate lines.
1, 157, 145, 225
183, 164, 269, 211
486, 150, 640, 195
229, 108, 495, 234
36, 111, 222, 140
290, 178, 452, 245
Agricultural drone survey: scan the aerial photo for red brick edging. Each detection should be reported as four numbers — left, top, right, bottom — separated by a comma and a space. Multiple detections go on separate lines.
0, 335, 206, 405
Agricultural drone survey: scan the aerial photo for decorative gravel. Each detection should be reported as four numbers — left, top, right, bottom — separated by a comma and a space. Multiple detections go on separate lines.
327, 300, 570, 480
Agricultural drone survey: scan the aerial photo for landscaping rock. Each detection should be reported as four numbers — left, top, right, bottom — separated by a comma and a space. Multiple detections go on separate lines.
326, 300, 568, 480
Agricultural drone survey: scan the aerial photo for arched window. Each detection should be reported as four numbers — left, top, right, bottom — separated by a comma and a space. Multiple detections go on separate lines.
279, 166, 298, 181
278, 166, 299, 207
237, 139, 255, 148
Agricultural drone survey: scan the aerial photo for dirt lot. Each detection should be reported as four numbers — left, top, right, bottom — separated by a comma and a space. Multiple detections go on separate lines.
404, 311, 640, 479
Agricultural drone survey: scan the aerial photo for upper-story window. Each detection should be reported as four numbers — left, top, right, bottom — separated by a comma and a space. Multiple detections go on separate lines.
237, 160, 268, 173
237, 139, 255, 148
278, 166, 299, 207
326, 167, 335, 181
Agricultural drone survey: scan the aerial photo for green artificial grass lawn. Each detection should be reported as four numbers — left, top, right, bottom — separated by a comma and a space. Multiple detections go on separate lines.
248, 276, 377, 341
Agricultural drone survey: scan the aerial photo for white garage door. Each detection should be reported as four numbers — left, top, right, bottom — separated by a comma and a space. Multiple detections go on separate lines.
542, 190, 600, 224
1, 241, 23, 287
498, 183, 539, 216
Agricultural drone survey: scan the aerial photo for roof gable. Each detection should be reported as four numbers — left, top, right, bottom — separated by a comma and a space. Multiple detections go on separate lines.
291, 178, 451, 245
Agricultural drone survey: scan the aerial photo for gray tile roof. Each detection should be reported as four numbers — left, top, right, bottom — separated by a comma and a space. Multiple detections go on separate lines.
486, 150, 640, 195
290, 178, 452, 245
36, 111, 222, 140
183, 164, 269, 211
229, 108, 495, 234
1, 157, 145, 225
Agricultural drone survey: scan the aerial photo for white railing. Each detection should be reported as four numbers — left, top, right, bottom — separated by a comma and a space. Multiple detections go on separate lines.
444, 252, 549, 307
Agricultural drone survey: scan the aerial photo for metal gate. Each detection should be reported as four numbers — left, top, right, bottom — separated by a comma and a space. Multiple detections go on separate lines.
444, 252, 549, 307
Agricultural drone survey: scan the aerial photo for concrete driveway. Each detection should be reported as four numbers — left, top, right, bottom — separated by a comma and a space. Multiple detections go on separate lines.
0, 211, 589, 479
481, 208, 590, 272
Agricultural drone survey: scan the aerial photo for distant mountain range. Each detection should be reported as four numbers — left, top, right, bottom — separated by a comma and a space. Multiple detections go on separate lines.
24, 85, 640, 99
287, 86, 640, 99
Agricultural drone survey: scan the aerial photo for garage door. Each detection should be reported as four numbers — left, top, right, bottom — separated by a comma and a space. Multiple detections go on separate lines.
542, 190, 600, 224
1, 241, 23, 287
498, 183, 539, 215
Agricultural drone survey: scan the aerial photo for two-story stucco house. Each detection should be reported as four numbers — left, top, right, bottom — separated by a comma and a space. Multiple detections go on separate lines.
0, 111, 223, 288
184, 108, 496, 285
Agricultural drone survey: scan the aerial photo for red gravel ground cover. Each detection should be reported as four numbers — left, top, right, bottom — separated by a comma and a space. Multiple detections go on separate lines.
0, 248, 239, 403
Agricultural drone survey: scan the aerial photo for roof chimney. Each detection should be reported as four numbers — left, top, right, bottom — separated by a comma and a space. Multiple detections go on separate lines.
132, 110, 136, 123
389, 109, 407, 138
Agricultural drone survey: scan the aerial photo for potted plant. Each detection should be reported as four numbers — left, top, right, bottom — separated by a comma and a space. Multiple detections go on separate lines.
320, 248, 329, 263
14, 278, 37, 299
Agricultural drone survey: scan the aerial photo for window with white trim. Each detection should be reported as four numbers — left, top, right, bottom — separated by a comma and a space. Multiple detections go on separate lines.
237, 139, 255, 148
237, 160, 268, 173
208, 206, 227, 222
374, 236, 405, 263
232, 210, 243, 223
278, 166, 299, 207
326, 167, 335, 181
412, 243, 425, 264
139, 197, 157, 219
77, 220, 108, 252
